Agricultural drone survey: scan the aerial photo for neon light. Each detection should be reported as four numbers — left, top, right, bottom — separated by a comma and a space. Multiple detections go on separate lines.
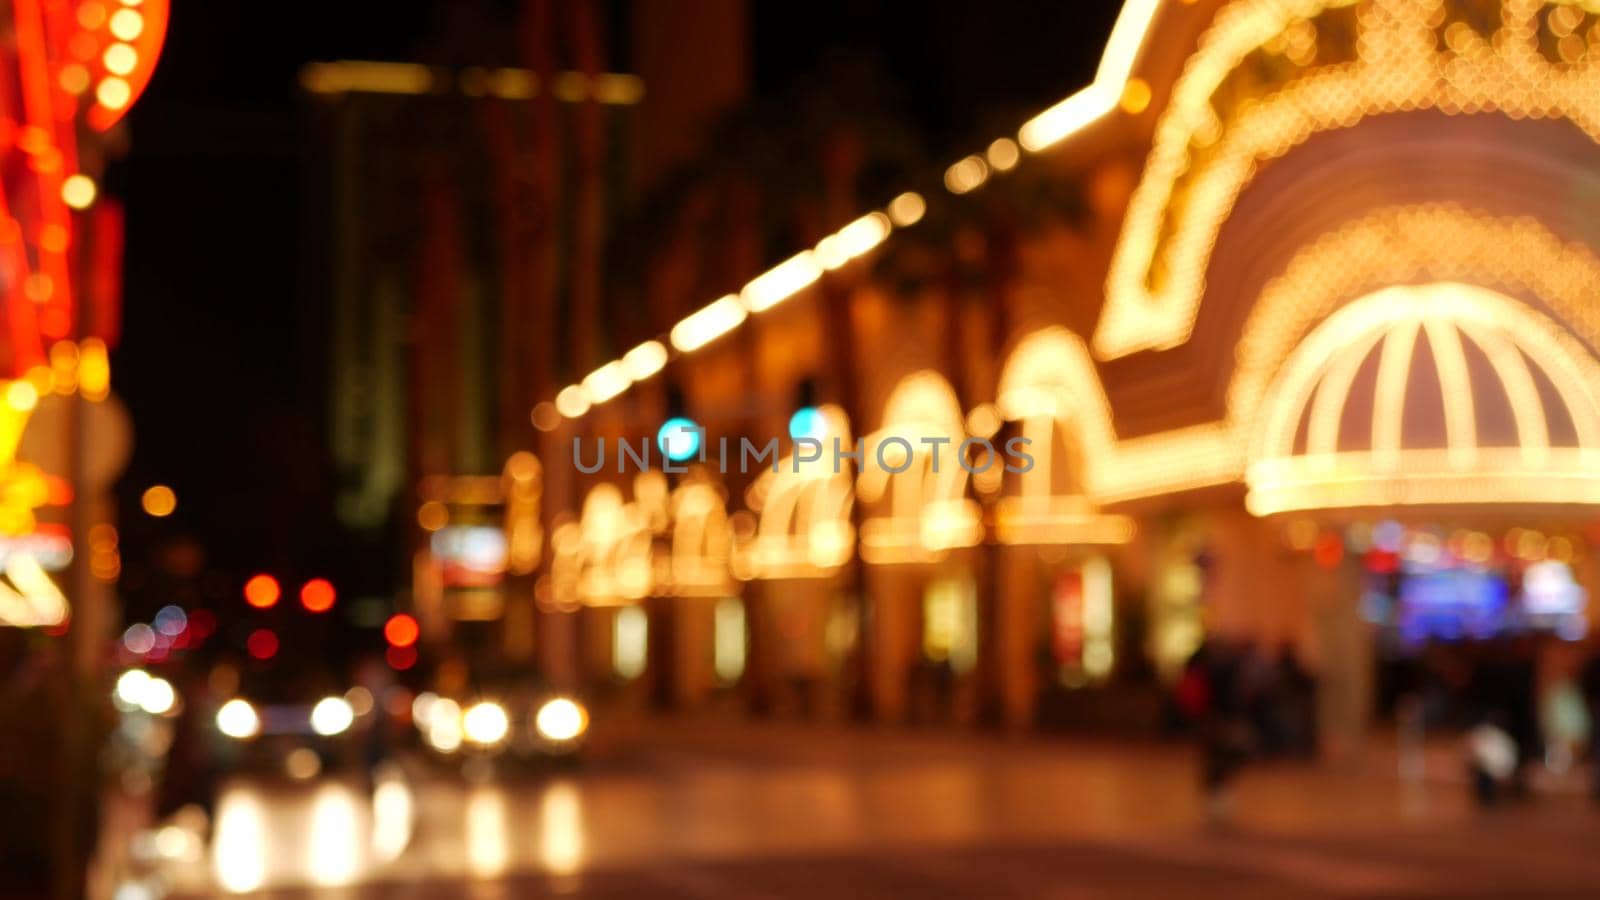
1247, 282, 1600, 515
657, 417, 702, 462
1096, 0, 1600, 359
670, 295, 746, 352
1017, 0, 1162, 151
858, 372, 982, 564
740, 252, 822, 313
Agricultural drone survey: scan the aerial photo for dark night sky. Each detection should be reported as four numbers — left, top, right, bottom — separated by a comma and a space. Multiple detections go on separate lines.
109, 1, 1119, 605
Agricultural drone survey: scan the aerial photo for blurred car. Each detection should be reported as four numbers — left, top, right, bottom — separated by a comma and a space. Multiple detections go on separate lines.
211, 691, 365, 779
410, 689, 590, 769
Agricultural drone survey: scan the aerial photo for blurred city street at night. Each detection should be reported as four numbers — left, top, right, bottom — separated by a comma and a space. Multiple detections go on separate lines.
10, 0, 1600, 897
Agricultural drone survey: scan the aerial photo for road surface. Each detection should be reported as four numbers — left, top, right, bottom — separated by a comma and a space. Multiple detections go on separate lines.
143, 719, 1600, 898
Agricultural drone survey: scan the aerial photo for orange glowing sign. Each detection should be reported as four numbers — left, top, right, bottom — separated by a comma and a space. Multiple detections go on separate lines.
0, 0, 169, 365
78, 0, 172, 133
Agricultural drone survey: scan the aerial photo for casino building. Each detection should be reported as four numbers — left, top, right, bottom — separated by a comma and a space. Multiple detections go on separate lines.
426, 0, 1600, 748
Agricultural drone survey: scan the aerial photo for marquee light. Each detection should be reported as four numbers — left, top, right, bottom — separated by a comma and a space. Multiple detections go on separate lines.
817, 212, 891, 271
1230, 204, 1600, 430
621, 340, 668, 381
667, 479, 735, 596
581, 361, 630, 406
1096, 0, 1600, 359
554, 385, 591, 419
517, 0, 1168, 426
1017, 0, 1161, 151
970, 202, 1600, 510
857, 371, 982, 565
986, 138, 1021, 172
670, 295, 746, 353
1247, 282, 1600, 515
538, 189, 917, 419
550, 480, 656, 607
943, 155, 990, 194
740, 405, 856, 579
740, 252, 823, 313
887, 192, 926, 227
86, 0, 171, 131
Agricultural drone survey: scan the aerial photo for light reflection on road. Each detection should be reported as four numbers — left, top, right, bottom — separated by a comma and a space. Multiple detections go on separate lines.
539, 781, 585, 876
209, 790, 266, 893
161, 725, 1512, 895
465, 788, 509, 878
188, 776, 415, 894
172, 770, 590, 894
370, 773, 413, 863
307, 784, 363, 887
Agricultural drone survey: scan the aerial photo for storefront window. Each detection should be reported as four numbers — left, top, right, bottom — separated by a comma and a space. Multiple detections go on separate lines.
613, 605, 648, 680
1049, 556, 1114, 686
713, 598, 747, 684
922, 576, 977, 674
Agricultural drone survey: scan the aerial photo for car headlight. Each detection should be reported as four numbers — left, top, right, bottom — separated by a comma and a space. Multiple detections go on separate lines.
216, 698, 260, 739
310, 696, 354, 736
114, 669, 150, 709
425, 698, 462, 752
140, 677, 177, 716
462, 701, 510, 746
534, 697, 588, 742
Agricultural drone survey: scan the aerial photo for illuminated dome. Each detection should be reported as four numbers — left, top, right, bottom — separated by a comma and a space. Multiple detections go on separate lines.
1246, 282, 1600, 516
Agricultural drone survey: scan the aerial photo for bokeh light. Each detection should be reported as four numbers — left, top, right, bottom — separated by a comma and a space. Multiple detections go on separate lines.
139, 677, 176, 715
657, 416, 701, 462
215, 699, 260, 739
300, 578, 336, 613
60, 174, 97, 209
535, 697, 589, 742
310, 697, 354, 736
462, 701, 510, 746
122, 623, 156, 655
243, 574, 280, 609
384, 613, 420, 648
245, 628, 279, 660
152, 604, 187, 636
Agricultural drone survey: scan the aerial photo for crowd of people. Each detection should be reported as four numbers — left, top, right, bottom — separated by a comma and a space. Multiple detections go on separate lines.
1178, 634, 1600, 817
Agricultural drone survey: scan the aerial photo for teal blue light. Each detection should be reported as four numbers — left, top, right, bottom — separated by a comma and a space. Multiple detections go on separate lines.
788, 407, 825, 442
657, 417, 702, 462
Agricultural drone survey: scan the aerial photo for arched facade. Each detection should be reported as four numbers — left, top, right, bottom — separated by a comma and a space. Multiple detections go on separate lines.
857, 370, 982, 565
504, 0, 1600, 736
993, 328, 1134, 545
1097, 0, 1600, 358
1247, 282, 1600, 515
742, 404, 855, 579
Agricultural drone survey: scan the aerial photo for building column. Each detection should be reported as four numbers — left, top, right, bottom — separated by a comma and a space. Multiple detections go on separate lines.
993, 546, 1041, 729
865, 566, 919, 723
1311, 558, 1372, 762
670, 595, 718, 708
